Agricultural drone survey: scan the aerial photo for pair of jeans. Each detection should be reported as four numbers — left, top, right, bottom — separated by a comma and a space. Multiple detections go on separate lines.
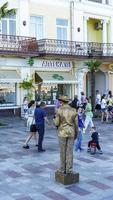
36, 124, 45, 150
75, 129, 82, 151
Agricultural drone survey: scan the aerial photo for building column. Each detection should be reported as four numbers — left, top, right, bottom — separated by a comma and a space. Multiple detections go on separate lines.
101, 19, 108, 55
83, 16, 89, 42
109, 17, 113, 43
70, 1, 74, 41
102, 19, 107, 43
77, 69, 87, 100
102, 0, 106, 4
109, 0, 113, 6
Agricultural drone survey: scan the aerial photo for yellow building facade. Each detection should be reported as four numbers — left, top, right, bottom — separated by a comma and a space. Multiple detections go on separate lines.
0, 0, 113, 114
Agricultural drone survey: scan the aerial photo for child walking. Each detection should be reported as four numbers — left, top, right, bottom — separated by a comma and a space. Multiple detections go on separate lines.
75, 107, 84, 151
87, 127, 103, 154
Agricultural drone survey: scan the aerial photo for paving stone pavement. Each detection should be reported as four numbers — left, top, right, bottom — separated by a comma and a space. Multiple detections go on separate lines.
0, 116, 113, 200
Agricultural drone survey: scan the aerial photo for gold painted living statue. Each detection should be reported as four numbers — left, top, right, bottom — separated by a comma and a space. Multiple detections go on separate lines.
53, 95, 78, 179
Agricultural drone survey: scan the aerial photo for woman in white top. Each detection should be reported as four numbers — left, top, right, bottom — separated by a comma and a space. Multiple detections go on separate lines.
23, 100, 38, 149
101, 94, 108, 123
23, 97, 28, 116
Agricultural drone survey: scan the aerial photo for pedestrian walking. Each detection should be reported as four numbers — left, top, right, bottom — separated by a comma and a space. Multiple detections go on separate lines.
101, 94, 108, 123
54, 96, 61, 113
107, 94, 113, 112
80, 92, 86, 110
83, 97, 94, 133
22, 96, 29, 127
23, 100, 38, 149
71, 95, 79, 110
34, 102, 50, 152
23, 97, 29, 117
107, 90, 112, 99
95, 90, 101, 116
53, 95, 78, 174
75, 106, 84, 151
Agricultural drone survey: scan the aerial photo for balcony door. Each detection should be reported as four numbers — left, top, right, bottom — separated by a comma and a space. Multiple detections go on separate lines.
56, 18, 68, 40
0, 14, 16, 36
30, 16, 43, 39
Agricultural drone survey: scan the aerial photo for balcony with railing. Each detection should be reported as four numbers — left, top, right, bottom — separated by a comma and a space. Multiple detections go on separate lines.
88, 0, 110, 4
38, 39, 113, 59
1, 34, 113, 59
0, 34, 39, 56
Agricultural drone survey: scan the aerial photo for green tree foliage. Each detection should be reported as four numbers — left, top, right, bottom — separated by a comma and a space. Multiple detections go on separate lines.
20, 77, 35, 101
20, 78, 35, 90
85, 60, 102, 72
84, 59, 102, 111
0, 2, 16, 20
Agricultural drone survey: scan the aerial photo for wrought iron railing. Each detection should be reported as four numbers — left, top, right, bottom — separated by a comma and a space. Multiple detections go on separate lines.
88, 0, 110, 4
0, 34, 39, 56
38, 39, 89, 56
88, 0, 102, 3
1, 34, 113, 58
38, 39, 113, 57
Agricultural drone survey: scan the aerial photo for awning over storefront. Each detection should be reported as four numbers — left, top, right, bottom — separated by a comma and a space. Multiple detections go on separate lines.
0, 70, 21, 83
35, 71, 77, 84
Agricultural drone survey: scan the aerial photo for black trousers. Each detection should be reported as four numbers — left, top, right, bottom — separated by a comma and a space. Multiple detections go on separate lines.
88, 140, 101, 150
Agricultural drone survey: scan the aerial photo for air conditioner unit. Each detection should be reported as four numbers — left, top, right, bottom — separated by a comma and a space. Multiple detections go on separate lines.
95, 22, 103, 30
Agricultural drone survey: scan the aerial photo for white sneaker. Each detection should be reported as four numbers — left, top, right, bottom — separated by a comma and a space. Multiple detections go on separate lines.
98, 150, 103, 154
87, 148, 90, 152
83, 129, 85, 134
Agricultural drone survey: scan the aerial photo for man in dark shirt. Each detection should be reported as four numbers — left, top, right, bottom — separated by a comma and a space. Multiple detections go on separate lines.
34, 102, 50, 152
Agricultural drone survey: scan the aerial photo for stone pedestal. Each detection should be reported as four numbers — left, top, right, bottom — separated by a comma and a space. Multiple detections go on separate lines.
55, 171, 79, 185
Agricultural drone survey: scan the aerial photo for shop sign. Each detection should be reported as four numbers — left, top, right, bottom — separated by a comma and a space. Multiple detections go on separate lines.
52, 74, 64, 80
37, 60, 72, 68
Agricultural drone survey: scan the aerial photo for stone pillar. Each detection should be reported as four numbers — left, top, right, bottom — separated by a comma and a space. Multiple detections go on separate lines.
102, 0, 106, 4
77, 69, 88, 100
109, 0, 113, 6
83, 16, 89, 42
81, 0, 86, 2
77, 72, 84, 100
101, 19, 108, 55
70, 1, 74, 41
109, 17, 113, 43
102, 19, 107, 44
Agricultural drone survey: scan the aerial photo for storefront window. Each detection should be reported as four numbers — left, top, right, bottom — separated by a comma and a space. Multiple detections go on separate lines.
35, 84, 58, 105
0, 83, 16, 106
35, 84, 71, 105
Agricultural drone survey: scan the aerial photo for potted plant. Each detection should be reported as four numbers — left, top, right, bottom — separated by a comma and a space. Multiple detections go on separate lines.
20, 77, 35, 101
27, 57, 34, 67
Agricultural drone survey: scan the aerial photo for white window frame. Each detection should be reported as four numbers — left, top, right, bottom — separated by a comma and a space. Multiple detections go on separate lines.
56, 18, 68, 40
0, 14, 16, 35
30, 15, 44, 39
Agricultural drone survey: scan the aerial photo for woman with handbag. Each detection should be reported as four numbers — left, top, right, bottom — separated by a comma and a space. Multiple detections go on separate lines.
23, 100, 38, 149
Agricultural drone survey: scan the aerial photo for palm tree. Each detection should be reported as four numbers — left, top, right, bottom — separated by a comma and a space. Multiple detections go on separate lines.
0, 2, 16, 20
84, 59, 102, 111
